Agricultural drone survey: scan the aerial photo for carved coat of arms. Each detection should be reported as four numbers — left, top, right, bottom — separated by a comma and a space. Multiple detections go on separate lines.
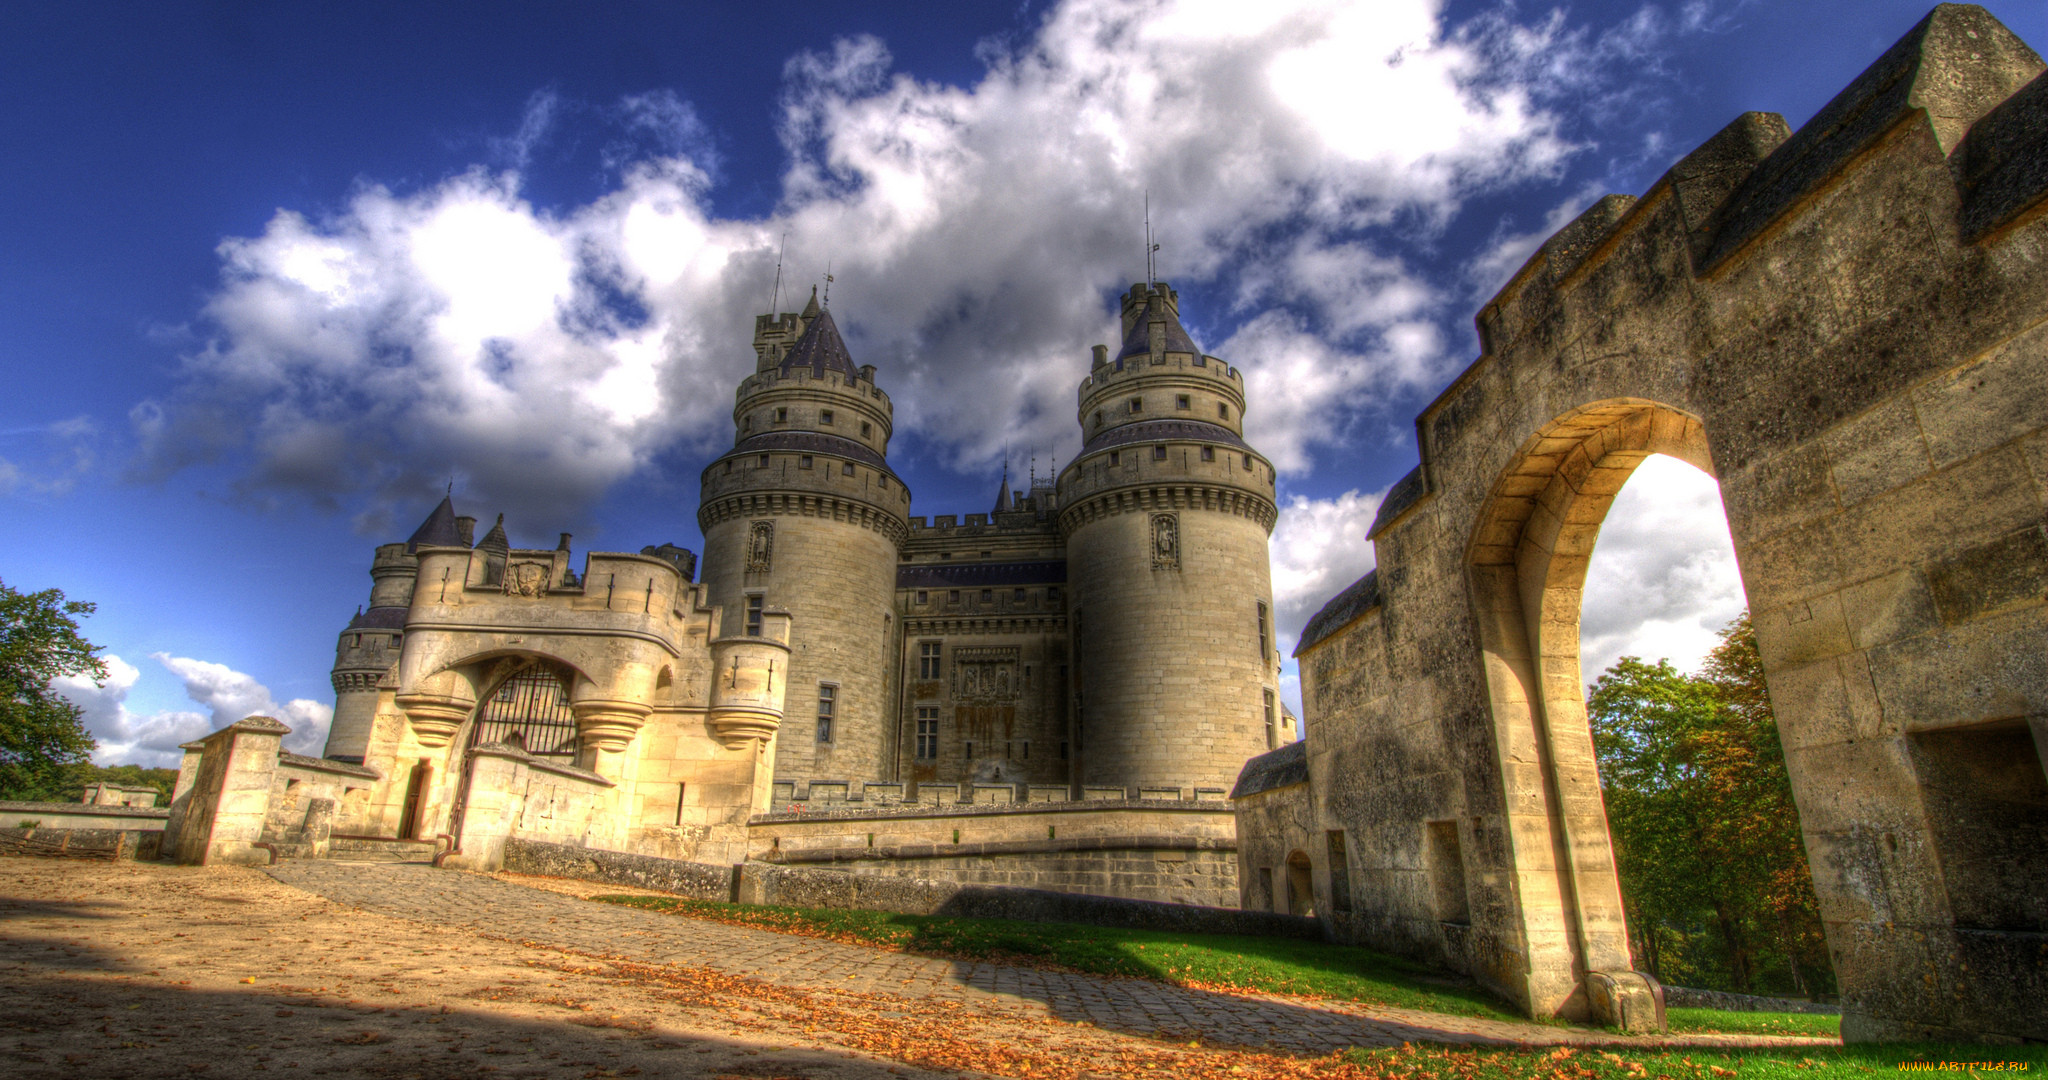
503, 562, 549, 597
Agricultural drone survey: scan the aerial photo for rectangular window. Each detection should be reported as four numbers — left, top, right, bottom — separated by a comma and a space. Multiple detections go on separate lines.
1326, 831, 1353, 913
799, 454, 814, 469
918, 641, 942, 679
861, 421, 872, 437
1013, 588, 1026, 602
1264, 688, 1278, 750
1152, 444, 1166, 460
842, 462, 855, 476
915, 708, 939, 760
1257, 601, 1270, 660
1219, 403, 1229, 419
774, 407, 788, 422
758, 454, 770, 467
744, 594, 763, 637
948, 589, 960, 604
979, 589, 993, 603
879, 475, 889, 489
724, 460, 733, 474
1048, 586, 1060, 601
915, 590, 928, 605
1093, 409, 1103, 428
820, 409, 834, 425
1243, 453, 1253, 469
1200, 446, 1215, 462
816, 684, 836, 743
1176, 394, 1190, 410
1021, 741, 1029, 759
743, 416, 752, 432
965, 740, 973, 759
1109, 451, 1121, 465
1127, 397, 1142, 413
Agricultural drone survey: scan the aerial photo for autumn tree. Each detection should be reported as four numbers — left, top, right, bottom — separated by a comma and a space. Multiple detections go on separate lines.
1588, 613, 1832, 996
0, 579, 106, 800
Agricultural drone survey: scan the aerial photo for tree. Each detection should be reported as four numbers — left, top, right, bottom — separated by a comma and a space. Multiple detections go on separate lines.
1588, 613, 1833, 997
0, 579, 106, 800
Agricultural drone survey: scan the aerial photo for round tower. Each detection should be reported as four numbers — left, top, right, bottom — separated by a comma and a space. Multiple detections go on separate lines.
1056, 282, 1281, 794
698, 289, 911, 783
324, 495, 473, 762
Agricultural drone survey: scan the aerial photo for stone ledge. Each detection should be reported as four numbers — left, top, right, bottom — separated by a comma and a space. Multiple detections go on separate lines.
752, 798, 1235, 825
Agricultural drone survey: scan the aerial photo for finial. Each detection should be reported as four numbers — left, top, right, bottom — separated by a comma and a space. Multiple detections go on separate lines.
823, 260, 835, 307
446, 479, 453, 495
1145, 189, 1161, 287
768, 229, 788, 314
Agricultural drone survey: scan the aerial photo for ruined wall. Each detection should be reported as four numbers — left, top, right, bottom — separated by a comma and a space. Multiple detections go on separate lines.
1291, 5, 2048, 1042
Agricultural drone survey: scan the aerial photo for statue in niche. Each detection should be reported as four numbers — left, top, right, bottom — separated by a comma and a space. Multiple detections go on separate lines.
1151, 512, 1180, 571
746, 520, 773, 572
504, 562, 548, 597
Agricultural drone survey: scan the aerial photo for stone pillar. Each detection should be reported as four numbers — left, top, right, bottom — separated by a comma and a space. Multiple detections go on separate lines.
166, 716, 290, 866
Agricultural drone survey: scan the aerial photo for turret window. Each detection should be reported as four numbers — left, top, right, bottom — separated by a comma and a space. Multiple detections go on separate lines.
758, 454, 770, 467
744, 594, 764, 637
1093, 410, 1102, 428
1176, 394, 1190, 410
1264, 689, 1278, 750
1127, 397, 1142, 414
1201, 446, 1215, 462
743, 416, 752, 432
799, 455, 814, 469
820, 409, 834, 425
1257, 600, 1270, 659
1243, 453, 1253, 469
861, 421, 873, 437
775, 407, 788, 423
1109, 451, 1120, 466
1152, 445, 1167, 460
842, 462, 855, 476
1219, 404, 1229, 420
816, 684, 836, 743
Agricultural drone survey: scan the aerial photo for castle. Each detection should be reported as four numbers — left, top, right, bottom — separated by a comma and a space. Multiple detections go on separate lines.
314, 281, 1292, 870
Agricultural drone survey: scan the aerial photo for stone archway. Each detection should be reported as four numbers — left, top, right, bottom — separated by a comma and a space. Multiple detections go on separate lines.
1465, 401, 1715, 1020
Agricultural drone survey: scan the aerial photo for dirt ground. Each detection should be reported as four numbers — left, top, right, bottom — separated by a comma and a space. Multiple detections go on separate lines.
0, 856, 1404, 1079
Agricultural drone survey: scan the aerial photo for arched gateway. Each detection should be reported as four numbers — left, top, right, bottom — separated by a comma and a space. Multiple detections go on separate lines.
1246, 6, 2048, 1044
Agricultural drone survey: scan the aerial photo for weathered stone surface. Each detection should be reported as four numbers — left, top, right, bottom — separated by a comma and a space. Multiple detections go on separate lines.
1265, 6, 2048, 1043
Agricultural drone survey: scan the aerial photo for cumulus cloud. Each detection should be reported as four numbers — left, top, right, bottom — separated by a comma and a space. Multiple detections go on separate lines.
52, 653, 333, 768
1267, 486, 1386, 717
0, 416, 100, 497
132, 0, 1690, 527
1578, 453, 1745, 682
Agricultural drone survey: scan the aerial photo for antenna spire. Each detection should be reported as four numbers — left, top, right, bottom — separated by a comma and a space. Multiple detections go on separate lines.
822, 260, 835, 308
768, 230, 788, 314
1144, 190, 1161, 286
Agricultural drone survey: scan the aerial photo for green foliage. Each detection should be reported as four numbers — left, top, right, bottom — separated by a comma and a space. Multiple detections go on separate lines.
593, 894, 1521, 1019
0, 579, 106, 800
1589, 613, 1832, 997
1664, 1007, 1840, 1038
1345, 1041, 2046, 1079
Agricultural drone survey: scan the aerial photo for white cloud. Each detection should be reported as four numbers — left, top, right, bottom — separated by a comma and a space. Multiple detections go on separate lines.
1578, 453, 1745, 682
133, 0, 1687, 526
52, 653, 333, 768
1268, 486, 1386, 717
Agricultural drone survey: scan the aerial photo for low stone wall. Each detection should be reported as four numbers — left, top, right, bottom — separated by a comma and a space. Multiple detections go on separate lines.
747, 799, 1239, 908
0, 804, 167, 860
504, 837, 736, 900
1664, 985, 1840, 1015
500, 837, 1317, 939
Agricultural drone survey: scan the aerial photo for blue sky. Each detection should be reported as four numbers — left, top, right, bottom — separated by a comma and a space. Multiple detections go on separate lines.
5, 1, 2040, 766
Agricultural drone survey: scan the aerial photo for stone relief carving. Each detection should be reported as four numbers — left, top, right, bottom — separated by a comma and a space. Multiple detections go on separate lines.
503, 562, 549, 597
1151, 512, 1180, 571
746, 520, 774, 572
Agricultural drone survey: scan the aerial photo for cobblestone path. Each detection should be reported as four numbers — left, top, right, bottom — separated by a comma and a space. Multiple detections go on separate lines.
266, 861, 1826, 1056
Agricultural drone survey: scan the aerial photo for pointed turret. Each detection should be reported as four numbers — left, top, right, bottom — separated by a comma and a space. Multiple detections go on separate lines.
477, 513, 509, 553
1113, 284, 1201, 363
406, 494, 467, 552
993, 464, 1014, 513
780, 302, 858, 380
800, 285, 821, 319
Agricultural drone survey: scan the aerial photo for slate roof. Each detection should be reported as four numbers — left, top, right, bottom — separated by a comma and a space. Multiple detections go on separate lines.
712, 431, 895, 474
1082, 418, 1248, 455
347, 606, 409, 630
898, 560, 1066, 589
1366, 465, 1427, 538
1229, 739, 1307, 799
1113, 293, 1202, 362
1295, 569, 1381, 656
477, 513, 509, 553
405, 494, 467, 552
780, 305, 861, 380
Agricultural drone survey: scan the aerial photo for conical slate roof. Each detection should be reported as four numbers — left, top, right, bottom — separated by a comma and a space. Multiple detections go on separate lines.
992, 465, 1013, 513
406, 494, 466, 552
1113, 292, 1202, 362
780, 303, 860, 380
477, 513, 509, 553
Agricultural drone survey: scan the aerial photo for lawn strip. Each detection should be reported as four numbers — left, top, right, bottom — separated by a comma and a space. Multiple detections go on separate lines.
1345, 1042, 2047, 1079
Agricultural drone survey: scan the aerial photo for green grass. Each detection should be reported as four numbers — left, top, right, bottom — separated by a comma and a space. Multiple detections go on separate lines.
590, 893, 1521, 1020
1667, 1007, 1840, 1038
1347, 1042, 2046, 1079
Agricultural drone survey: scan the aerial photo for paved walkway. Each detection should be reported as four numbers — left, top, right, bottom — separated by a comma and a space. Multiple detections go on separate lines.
265, 861, 1824, 1056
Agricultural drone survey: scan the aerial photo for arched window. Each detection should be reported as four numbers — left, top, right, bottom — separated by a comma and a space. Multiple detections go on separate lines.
473, 665, 578, 758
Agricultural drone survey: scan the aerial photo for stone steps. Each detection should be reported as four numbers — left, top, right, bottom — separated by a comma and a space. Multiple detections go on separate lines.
323, 837, 440, 863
